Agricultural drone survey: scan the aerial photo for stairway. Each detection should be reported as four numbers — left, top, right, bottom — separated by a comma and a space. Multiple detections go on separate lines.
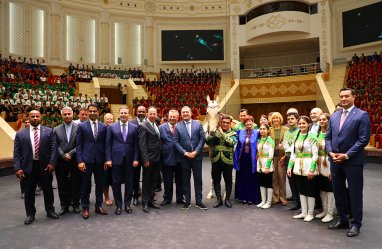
324, 64, 348, 105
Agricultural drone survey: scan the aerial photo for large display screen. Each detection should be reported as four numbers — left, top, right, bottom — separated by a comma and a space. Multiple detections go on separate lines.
342, 2, 382, 47
161, 30, 224, 61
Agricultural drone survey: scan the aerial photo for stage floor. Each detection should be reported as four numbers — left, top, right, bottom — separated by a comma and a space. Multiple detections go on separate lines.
0, 159, 381, 249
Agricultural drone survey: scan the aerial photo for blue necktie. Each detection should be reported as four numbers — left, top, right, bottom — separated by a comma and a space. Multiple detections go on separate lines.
186, 122, 191, 137
122, 123, 127, 142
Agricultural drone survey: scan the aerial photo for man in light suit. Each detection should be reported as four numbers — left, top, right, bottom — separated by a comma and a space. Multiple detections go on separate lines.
326, 88, 371, 237
105, 106, 139, 215
76, 103, 108, 219
174, 106, 206, 210
130, 105, 146, 206
138, 106, 162, 213
14, 110, 59, 225
159, 109, 184, 206
54, 106, 81, 215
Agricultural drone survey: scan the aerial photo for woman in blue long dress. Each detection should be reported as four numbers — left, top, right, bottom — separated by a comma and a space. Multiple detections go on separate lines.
234, 115, 260, 204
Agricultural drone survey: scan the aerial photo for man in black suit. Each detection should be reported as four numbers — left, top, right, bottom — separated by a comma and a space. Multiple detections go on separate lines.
130, 105, 146, 206
138, 106, 162, 213
14, 110, 59, 225
53, 106, 81, 215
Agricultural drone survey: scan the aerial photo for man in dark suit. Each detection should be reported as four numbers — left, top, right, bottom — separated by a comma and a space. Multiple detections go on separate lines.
159, 109, 184, 206
76, 103, 108, 219
105, 106, 139, 215
53, 106, 81, 215
326, 88, 371, 237
14, 110, 59, 225
174, 106, 206, 210
138, 106, 162, 213
130, 105, 146, 206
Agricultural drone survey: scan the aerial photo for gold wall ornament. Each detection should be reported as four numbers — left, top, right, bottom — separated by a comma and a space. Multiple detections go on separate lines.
266, 14, 287, 30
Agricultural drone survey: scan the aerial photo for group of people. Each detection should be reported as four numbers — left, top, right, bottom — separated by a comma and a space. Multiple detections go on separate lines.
68, 63, 144, 83
346, 51, 382, 148
13, 88, 370, 238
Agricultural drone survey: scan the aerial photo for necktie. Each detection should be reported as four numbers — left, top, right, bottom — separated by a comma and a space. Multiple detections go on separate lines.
66, 125, 71, 143
339, 110, 348, 130
171, 125, 175, 136
34, 127, 40, 159
152, 122, 160, 138
122, 123, 127, 142
93, 121, 98, 139
186, 122, 191, 137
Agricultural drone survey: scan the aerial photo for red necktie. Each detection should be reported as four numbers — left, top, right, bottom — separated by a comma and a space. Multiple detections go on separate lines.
34, 127, 40, 159
171, 125, 175, 136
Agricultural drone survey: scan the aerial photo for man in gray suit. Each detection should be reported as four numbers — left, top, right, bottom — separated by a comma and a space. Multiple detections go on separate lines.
54, 106, 81, 215
174, 106, 206, 210
138, 106, 162, 213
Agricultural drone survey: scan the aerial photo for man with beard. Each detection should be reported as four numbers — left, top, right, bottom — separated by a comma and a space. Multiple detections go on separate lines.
76, 104, 108, 219
14, 110, 59, 225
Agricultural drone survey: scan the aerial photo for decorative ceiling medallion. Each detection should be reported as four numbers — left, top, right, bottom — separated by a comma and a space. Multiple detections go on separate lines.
266, 14, 287, 30
233, 5, 241, 13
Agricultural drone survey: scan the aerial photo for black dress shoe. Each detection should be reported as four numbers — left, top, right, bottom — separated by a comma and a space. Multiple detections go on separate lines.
133, 198, 138, 206
47, 211, 60, 219
347, 225, 360, 237
196, 202, 208, 210
149, 201, 160, 209
115, 207, 122, 215
125, 206, 132, 214
289, 204, 301, 211
286, 196, 294, 201
160, 200, 171, 206
143, 205, 149, 213
225, 199, 233, 208
59, 208, 69, 215
213, 199, 223, 208
154, 188, 162, 193
72, 206, 81, 214
328, 220, 350, 230
24, 215, 35, 225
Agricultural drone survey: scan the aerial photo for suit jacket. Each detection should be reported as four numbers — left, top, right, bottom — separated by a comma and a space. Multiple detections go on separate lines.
54, 122, 78, 162
105, 122, 139, 165
14, 125, 57, 174
159, 123, 178, 167
138, 120, 162, 164
173, 119, 206, 162
76, 119, 107, 165
325, 107, 371, 166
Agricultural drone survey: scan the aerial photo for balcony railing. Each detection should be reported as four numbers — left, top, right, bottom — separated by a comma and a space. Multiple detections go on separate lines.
240, 63, 322, 79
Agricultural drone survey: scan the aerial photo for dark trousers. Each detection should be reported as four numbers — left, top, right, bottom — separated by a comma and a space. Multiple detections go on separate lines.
181, 159, 203, 203
162, 164, 183, 202
80, 163, 104, 209
56, 160, 81, 208
211, 160, 233, 198
286, 156, 300, 205
112, 157, 134, 208
331, 162, 363, 228
258, 172, 273, 188
317, 175, 333, 192
133, 164, 142, 198
142, 162, 160, 205
122, 94, 127, 104
24, 160, 55, 216
296, 175, 316, 197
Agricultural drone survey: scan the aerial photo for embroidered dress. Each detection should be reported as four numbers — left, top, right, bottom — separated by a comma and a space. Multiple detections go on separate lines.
288, 132, 319, 176
256, 136, 275, 173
